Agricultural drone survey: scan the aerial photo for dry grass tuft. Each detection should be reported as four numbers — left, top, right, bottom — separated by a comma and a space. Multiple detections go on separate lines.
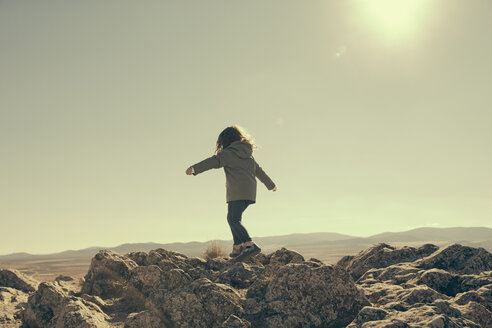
203, 240, 227, 260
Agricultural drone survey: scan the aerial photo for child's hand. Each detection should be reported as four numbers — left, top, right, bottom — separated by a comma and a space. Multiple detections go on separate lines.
272, 187, 277, 192
185, 167, 194, 175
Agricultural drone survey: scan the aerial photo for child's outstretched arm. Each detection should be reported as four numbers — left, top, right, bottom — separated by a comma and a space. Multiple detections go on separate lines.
254, 159, 276, 191
187, 150, 232, 176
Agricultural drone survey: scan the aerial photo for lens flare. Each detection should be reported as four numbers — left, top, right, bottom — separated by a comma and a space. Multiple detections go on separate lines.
356, 0, 434, 44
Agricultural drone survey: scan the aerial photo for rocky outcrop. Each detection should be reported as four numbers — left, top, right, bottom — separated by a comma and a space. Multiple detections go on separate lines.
81, 250, 139, 299
0, 286, 29, 328
337, 243, 439, 281
21, 281, 110, 328
3, 242, 490, 327
0, 269, 39, 293
240, 260, 369, 327
63, 247, 369, 327
347, 243, 492, 328
415, 244, 492, 274
0, 269, 39, 327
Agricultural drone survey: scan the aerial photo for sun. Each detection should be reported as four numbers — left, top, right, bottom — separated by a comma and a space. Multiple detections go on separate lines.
357, 0, 434, 45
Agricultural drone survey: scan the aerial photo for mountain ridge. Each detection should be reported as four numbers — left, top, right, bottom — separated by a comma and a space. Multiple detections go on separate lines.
1, 226, 490, 261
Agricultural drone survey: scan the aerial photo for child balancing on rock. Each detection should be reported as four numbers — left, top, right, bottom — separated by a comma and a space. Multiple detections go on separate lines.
185, 125, 277, 258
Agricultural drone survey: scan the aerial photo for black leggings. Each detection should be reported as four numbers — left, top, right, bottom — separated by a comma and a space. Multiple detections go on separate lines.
227, 200, 254, 245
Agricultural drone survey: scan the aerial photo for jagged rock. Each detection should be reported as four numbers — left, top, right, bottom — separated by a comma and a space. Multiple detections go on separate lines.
267, 248, 304, 267
81, 249, 138, 299
245, 262, 370, 327
17, 243, 492, 327
80, 294, 107, 311
347, 306, 388, 327
416, 244, 492, 274
124, 310, 165, 328
358, 263, 422, 285
399, 285, 449, 305
0, 286, 29, 328
0, 269, 39, 293
385, 304, 482, 328
354, 245, 492, 328
350, 318, 410, 327
477, 283, 492, 309
453, 300, 492, 328
21, 281, 110, 327
55, 274, 74, 282
216, 262, 261, 289
337, 255, 355, 269
409, 269, 492, 297
222, 314, 251, 328
156, 278, 243, 327
338, 243, 439, 281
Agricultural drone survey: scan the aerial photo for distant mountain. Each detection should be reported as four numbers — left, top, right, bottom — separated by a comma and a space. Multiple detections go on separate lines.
366, 227, 492, 243
0, 227, 491, 263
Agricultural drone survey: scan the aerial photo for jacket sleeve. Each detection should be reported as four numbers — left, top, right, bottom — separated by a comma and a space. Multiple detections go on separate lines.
191, 149, 231, 175
254, 159, 276, 190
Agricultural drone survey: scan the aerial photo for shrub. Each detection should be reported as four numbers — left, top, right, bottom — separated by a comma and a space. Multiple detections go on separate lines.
203, 240, 227, 260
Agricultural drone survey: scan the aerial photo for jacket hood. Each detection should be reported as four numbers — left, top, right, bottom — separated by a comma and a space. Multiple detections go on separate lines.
226, 141, 253, 159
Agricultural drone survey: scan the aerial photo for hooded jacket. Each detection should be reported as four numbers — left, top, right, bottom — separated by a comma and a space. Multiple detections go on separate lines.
191, 141, 276, 203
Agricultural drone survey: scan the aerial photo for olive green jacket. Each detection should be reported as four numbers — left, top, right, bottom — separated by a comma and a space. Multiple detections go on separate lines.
191, 141, 276, 203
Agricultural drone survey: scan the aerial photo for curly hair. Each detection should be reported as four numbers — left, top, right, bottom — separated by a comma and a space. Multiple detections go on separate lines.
215, 125, 256, 154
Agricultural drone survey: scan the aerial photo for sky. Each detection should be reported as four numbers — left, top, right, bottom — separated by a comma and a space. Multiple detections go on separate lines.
1, 0, 491, 255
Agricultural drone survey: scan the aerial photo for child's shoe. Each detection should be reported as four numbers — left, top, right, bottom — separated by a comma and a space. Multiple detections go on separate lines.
229, 246, 243, 258
239, 242, 261, 258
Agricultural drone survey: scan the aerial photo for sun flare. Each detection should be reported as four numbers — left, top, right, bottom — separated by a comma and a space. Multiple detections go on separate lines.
357, 0, 434, 44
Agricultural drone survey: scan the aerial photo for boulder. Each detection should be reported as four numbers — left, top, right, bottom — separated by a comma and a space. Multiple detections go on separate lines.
0, 269, 39, 293
0, 286, 29, 328
267, 248, 304, 267
124, 310, 166, 328
245, 262, 370, 327
21, 281, 110, 328
453, 301, 492, 328
416, 244, 492, 274
157, 278, 243, 328
216, 262, 261, 289
338, 243, 439, 280
81, 249, 138, 299
347, 306, 388, 327
221, 314, 251, 328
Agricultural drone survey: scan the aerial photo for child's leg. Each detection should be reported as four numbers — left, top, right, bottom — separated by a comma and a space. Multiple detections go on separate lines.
227, 201, 243, 246
227, 200, 253, 246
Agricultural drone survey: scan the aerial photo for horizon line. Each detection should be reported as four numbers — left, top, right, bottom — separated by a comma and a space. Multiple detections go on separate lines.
1, 225, 490, 257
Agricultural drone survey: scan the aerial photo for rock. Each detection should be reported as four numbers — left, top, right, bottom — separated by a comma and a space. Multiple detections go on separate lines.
370, 304, 482, 328
416, 244, 492, 274
411, 268, 460, 296
267, 248, 304, 267
0, 268, 39, 293
338, 243, 439, 281
16, 243, 492, 327
124, 310, 165, 328
222, 314, 251, 328
353, 244, 492, 328
216, 262, 260, 289
0, 286, 29, 328
80, 294, 107, 311
351, 318, 411, 327
81, 249, 138, 299
55, 274, 74, 282
347, 306, 388, 326
21, 281, 110, 327
157, 278, 243, 327
245, 262, 370, 327
453, 301, 492, 328
358, 263, 421, 285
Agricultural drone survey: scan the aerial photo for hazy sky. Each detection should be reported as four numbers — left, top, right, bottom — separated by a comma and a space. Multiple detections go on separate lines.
1, 0, 491, 255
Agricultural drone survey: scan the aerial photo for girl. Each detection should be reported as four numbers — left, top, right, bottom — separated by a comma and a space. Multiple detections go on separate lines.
185, 125, 277, 259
